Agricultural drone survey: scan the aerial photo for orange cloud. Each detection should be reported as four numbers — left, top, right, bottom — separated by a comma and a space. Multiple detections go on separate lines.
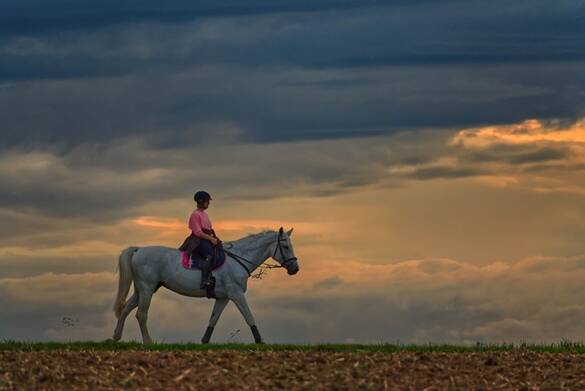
134, 216, 185, 231
443, 117, 585, 194
471, 175, 519, 187
214, 219, 325, 234
133, 216, 327, 239
451, 118, 585, 148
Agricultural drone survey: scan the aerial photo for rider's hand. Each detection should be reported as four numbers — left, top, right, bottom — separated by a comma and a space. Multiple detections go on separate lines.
210, 237, 219, 246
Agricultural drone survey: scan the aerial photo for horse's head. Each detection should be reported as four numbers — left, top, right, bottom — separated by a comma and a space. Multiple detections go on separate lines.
272, 227, 299, 275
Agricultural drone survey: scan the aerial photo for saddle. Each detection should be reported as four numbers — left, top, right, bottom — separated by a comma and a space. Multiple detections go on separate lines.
178, 233, 201, 256
178, 230, 225, 299
180, 248, 227, 271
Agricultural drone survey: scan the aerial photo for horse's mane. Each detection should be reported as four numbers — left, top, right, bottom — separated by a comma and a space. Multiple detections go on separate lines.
225, 229, 276, 245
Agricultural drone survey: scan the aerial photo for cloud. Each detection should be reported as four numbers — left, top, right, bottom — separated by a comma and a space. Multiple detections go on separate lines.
0, 1, 583, 148
2, 254, 585, 343
462, 144, 570, 165
1, 117, 585, 269
0, 0, 402, 37
451, 118, 585, 147
382, 118, 585, 199
2, 0, 583, 70
2, 60, 581, 148
407, 165, 488, 180
248, 254, 585, 343
453, 119, 585, 193
0, 272, 115, 314
0, 130, 419, 222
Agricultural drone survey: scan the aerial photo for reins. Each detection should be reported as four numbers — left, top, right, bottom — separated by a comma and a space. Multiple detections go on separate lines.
222, 247, 257, 276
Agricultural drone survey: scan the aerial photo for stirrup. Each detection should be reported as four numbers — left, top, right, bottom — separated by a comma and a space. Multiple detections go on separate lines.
200, 276, 214, 290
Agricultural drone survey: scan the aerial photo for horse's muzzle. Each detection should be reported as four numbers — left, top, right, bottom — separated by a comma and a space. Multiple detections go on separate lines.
287, 264, 299, 275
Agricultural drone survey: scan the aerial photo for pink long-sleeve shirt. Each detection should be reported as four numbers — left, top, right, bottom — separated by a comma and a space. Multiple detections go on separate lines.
189, 208, 213, 238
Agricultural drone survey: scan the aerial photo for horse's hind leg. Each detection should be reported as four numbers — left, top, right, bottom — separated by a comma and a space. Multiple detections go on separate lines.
111, 291, 139, 341
136, 287, 155, 345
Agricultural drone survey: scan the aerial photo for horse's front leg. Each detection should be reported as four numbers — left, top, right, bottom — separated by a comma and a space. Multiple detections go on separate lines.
231, 292, 263, 344
201, 298, 229, 344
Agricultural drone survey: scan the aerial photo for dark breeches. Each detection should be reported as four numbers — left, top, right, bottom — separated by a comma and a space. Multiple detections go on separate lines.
196, 239, 214, 259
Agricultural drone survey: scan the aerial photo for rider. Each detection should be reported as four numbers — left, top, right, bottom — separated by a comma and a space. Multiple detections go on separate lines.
190, 190, 222, 289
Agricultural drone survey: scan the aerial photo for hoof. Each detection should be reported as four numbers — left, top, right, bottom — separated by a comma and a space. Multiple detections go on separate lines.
250, 325, 263, 344
201, 326, 214, 344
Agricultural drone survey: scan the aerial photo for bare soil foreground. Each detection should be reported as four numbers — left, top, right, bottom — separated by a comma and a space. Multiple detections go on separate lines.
2, 344, 585, 390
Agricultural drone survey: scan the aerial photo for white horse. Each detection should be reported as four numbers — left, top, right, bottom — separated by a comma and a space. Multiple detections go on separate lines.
110, 227, 299, 344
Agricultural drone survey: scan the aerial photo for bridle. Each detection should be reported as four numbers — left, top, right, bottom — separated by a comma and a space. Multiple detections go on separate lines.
223, 229, 297, 276
272, 228, 298, 269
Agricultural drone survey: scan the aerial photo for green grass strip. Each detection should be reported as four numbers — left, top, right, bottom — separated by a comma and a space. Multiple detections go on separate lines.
2, 340, 585, 353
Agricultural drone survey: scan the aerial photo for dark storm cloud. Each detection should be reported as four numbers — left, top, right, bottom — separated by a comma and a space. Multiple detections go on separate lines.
0, 0, 583, 148
0, 0, 430, 37
1, 62, 583, 149
2, 0, 583, 74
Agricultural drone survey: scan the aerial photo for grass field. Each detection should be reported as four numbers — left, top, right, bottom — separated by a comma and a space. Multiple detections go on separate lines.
2, 339, 585, 353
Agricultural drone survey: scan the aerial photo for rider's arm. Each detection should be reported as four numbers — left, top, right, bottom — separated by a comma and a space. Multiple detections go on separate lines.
200, 232, 216, 241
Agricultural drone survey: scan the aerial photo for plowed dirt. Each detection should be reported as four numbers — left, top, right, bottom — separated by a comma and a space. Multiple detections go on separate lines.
1, 350, 584, 390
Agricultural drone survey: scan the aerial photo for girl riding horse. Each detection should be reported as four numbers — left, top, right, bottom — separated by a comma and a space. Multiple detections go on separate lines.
181, 190, 222, 289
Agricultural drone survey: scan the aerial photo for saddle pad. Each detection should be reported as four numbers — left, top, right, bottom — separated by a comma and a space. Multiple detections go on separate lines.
181, 248, 227, 271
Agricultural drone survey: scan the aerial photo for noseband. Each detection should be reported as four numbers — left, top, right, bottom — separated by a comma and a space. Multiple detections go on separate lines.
273, 229, 298, 269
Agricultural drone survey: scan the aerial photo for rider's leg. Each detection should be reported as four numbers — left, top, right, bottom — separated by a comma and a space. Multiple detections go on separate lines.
197, 239, 213, 289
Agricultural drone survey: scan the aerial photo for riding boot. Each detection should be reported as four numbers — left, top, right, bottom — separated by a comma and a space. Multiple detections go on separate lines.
199, 254, 212, 289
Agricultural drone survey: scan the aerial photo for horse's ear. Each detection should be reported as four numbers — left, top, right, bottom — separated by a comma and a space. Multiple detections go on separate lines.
279, 226, 284, 234
286, 228, 294, 236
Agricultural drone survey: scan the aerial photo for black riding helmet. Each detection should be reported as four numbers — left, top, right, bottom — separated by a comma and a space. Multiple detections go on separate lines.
194, 190, 212, 204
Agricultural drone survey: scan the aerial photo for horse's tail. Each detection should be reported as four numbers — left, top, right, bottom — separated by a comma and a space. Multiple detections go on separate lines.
113, 246, 139, 319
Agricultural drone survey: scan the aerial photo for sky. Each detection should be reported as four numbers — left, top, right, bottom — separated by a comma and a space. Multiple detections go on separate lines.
1, 0, 585, 344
